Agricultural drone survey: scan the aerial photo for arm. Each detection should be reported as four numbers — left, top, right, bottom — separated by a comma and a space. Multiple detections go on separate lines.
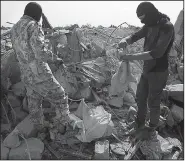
29, 23, 58, 62
123, 26, 147, 45
121, 23, 174, 61
118, 26, 147, 49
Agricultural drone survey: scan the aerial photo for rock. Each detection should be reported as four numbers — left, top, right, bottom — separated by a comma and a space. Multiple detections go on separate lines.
3, 129, 21, 148
48, 63, 58, 73
171, 104, 183, 123
1, 143, 10, 160
22, 96, 29, 112
11, 81, 26, 97
123, 92, 136, 104
69, 102, 79, 111
94, 140, 109, 160
1, 123, 11, 133
177, 65, 183, 81
75, 86, 92, 100
127, 106, 137, 123
174, 10, 183, 35
9, 62, 21, 84
16, 115, 37, 138
8, 138, 44, 160
110, 142, 130, 156
42, 100, 51, 108
1, 76, 12, 93
7, 92, 21, 108
14, 107, 28, 122
165, 84, 183, 103
108, 97, 123, 108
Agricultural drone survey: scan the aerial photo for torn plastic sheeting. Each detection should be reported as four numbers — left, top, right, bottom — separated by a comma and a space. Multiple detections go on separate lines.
109, 61, 136, 97
73, 99, 114, 142
140, 134, 175, 160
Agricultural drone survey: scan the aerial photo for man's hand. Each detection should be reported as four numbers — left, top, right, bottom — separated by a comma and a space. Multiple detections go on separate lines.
118, 38, 128, 50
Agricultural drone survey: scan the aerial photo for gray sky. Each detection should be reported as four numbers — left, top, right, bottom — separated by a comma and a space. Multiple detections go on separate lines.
1, 1, 183, 28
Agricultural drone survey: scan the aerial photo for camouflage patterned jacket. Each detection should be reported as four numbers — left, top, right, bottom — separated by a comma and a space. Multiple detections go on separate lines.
11, 15, 59, 89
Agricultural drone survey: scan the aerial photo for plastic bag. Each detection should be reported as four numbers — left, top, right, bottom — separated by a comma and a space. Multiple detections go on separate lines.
109, 61, 136, 97
74, 99, 114, 142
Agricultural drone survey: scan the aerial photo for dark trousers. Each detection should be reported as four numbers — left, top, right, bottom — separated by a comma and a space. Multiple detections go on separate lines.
136, 70, 168, 128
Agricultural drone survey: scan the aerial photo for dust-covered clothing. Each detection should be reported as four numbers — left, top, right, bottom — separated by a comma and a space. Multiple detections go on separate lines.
10, 15, 70, 126
126, 17, 174, 127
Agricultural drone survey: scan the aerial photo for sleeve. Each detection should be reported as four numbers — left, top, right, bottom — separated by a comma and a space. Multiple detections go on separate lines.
149, 23, 174, 59
126, 26, 147, 44
29, 23, 58, 62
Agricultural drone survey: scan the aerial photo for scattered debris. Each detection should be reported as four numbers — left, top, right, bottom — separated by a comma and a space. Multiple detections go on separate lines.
94, 140, 109, 159
1, 9, 183, 159
8, 138, 44, 160
3, 129, 21, 148
1, 143, 10, 160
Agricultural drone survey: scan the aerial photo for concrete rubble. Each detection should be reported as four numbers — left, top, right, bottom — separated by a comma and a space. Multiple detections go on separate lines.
1, 9, 183, 160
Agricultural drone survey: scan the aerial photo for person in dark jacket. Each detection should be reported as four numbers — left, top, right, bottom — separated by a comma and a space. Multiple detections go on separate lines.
118, 2, 175, 139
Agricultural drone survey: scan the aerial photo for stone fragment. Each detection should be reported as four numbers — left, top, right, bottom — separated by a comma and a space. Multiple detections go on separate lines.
1, 143, 10, 160
94, 140, 109, 160
15, 115, 37, 138
14, 107, 28, 122
3, 130, 21, 148
11, 81, 26, 97
7, 92, 21, 108
8, 138, 44, 160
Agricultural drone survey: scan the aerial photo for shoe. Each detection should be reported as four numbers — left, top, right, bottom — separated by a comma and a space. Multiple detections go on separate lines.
134, 125, 157, 141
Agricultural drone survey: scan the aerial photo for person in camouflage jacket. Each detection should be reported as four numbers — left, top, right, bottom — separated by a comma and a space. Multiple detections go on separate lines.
10, 2, 70, 134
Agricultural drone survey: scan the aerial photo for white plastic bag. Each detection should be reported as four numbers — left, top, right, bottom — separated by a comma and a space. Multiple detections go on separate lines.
74, 99, 114, 142
109, 61, 135, 97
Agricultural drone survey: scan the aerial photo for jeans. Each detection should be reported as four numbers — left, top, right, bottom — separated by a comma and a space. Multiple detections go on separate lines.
136, 70, 168, 128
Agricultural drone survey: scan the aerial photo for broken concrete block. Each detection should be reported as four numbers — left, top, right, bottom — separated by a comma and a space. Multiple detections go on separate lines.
1, 143, 10, 160
11, 81, 26, 97
42, 100, 51, 108
7, 92, 21, 108
171, 104, 183, 123
48, 63, 58, 73
127, 106, 137, 123
123, 92, 136, 104
3, 130, 21, 148
16, 115, 37, 138
108, 97, 123, 108
22, 96, 29, 112
14, 107, 28, 122
75, 86, 92, 100
9, 62, 21, 84
94, 140, 109, 160
110, 142, 128, 155
8, 138, 44, 160
177, 65, 183, 81
165, 84, 183, 103
69, 102, 79, 111
1, 123, 11, 133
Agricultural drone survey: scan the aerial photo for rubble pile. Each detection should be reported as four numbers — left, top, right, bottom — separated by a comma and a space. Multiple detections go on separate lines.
1, 11, 184, 159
